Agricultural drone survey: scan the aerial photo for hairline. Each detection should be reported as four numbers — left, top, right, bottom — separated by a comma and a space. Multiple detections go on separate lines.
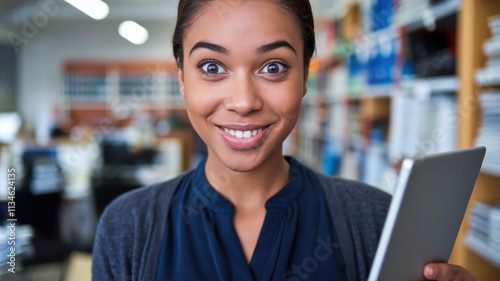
177, 1, 310, 72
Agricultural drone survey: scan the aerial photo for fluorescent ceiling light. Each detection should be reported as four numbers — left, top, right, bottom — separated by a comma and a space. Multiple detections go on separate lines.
119, 21, 149, 45
65, 0, 109, 20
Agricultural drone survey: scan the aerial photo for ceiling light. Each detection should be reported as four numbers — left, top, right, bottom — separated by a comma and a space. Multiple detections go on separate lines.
65, 0, 109, 20
118, 21, 149, 45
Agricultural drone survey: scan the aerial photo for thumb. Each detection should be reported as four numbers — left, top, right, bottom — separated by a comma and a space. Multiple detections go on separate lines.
424, 263, 475, 281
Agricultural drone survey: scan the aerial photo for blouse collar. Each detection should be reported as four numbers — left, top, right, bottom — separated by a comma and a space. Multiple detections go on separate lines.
192, 156, 305, 214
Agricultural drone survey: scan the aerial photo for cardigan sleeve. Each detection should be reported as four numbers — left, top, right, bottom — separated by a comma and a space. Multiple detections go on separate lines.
92, 193, 136, 281
91, 176, 183, 281
315, 173, 392, 281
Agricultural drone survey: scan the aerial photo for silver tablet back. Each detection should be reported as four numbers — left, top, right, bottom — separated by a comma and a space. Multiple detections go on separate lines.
368, 146, 486, 281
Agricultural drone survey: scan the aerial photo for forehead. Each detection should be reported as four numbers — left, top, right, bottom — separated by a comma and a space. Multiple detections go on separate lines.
183, 0, 303, 53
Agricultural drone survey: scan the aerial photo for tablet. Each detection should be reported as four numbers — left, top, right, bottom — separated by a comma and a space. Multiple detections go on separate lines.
367, 146, 486, 281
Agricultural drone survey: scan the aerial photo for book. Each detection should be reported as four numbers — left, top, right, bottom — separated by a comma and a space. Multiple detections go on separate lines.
475, 91, 500, 174
476, 14, 500, 86
467, 201, 500, 263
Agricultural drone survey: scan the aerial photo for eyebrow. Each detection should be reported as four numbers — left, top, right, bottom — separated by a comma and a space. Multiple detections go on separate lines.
189, 41, 229, 56
257, 40, 297, 55
188, 40, 297, 57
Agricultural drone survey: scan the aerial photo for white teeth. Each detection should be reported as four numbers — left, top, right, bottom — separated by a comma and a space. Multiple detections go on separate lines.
222, 126, 266, 138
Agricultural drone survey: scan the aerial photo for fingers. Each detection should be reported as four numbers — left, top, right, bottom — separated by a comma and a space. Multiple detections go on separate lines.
424, 263, 475, 281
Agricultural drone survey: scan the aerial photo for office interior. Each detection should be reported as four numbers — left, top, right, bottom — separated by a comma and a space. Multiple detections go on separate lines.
0, 0, 499, 280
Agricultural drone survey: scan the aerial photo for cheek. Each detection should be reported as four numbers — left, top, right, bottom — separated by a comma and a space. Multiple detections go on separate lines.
183, 74, 220, 119
268, 83, 303, 127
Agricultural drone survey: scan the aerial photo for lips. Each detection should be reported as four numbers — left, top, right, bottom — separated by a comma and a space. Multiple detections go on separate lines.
216, 124, 272, 149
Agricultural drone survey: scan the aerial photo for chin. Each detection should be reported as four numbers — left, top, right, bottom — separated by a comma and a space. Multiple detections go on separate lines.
223, 154, 264, 173
210, 148, 273, 173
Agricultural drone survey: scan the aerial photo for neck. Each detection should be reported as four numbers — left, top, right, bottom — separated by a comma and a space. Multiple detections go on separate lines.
205, 151, 290, 210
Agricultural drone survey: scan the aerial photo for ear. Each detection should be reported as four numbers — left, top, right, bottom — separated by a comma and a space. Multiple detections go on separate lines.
178, 67, 186, 99
302, 70, 309, 97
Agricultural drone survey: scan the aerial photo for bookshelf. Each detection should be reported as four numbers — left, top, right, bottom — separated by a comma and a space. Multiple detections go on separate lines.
465, 233, 500, 270
300, 0, 500, 279
59, 61, 185, 126
299, 0, 460, 186
449, 0, 500, 279
54, 61, 199, 178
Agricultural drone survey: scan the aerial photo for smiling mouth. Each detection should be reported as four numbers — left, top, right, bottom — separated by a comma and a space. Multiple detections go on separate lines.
217, 125, 271, 139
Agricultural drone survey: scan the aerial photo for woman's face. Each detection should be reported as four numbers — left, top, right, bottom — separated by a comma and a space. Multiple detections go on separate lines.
179, 0, 307, 172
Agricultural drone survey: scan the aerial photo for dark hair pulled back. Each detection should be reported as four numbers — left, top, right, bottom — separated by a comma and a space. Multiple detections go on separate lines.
172, 0, 315, 71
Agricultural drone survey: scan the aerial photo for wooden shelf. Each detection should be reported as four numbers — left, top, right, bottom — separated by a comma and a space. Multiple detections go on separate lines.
456, 1, 500, 149
64, 61, 178, 73
464, 232, 500, 270
360, 26, 398, 47
481, 164, 500, 178
363, 84, 394, 98
399, 0, 461, 31
69, 101, 108, 109
450, 1, 500, 279
413, 76, 460, 95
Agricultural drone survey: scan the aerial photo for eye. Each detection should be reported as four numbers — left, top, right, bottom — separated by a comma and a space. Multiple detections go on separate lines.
260, 61, 287, 75
200, 61, 226, 75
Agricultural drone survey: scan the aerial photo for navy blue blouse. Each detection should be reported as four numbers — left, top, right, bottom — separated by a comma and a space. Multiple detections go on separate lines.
156, 157, 346, 281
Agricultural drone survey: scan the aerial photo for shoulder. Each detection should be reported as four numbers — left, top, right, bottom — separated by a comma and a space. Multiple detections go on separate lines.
92, 172, 189, 280
97, 171, 188, 231
314, 172, 391, 239
103, 177, 180, 218
314, 172, 391, 213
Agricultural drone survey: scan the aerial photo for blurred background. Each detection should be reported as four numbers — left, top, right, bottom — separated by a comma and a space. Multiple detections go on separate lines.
0, 0, 499, 280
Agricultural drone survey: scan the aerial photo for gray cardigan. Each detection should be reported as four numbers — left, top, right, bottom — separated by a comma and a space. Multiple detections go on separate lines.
92, 172, 391, 281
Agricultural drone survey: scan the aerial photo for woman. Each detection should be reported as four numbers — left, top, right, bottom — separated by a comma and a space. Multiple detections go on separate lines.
92, 1, 475, 280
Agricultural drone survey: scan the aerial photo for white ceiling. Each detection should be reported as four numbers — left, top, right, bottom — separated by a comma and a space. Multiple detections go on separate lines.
0, 0, 180, 44
0, 0, 339, 45
0, 0, 340, 25
0, 0, 179, 26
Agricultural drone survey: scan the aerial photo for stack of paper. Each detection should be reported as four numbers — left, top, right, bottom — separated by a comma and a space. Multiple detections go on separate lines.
65, 74, 107, 102
466, 201, 500, 264
394, 0, 430, 27
469, 201, 492, 242
491, 207, 500, 256
476, 14, 500, 86
389, 93, 457, 161
0, 225, 34, 274
475, 91, 500, 174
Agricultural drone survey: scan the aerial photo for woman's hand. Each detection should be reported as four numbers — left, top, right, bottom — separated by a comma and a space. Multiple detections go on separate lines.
423, 263, 475, 281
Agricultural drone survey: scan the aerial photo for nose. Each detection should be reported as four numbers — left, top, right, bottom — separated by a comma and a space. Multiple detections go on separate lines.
223, 73, 263, 115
